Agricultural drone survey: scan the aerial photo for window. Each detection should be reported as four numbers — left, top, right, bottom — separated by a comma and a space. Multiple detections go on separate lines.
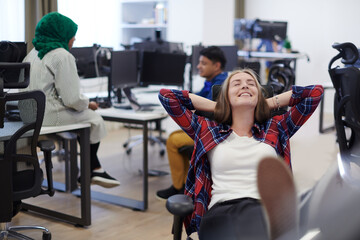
58, 0, 122, 49
0, 0, 25, 41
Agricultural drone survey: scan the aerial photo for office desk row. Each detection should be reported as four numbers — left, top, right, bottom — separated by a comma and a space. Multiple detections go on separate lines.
6, 107, 168, 227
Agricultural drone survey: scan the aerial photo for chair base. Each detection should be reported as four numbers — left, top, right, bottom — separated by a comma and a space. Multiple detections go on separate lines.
0, 223, 51, 240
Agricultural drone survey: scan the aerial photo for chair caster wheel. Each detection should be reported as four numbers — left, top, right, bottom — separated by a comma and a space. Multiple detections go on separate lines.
123, 143, 128, 148
42, 232, 51, 240
126, 149, 132, 154
160, 149, 165, 156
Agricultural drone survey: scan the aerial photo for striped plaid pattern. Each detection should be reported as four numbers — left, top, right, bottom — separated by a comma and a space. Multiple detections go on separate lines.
158, 85, 323, 236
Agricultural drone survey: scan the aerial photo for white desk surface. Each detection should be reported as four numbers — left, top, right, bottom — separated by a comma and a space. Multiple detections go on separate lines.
40, 123, 91, 135
0, 122, 91, 142
238, 50, 308, 60
96, 107, 168, 121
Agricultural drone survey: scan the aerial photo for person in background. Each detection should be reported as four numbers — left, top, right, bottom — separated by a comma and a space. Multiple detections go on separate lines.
20, 12, 120, 188
156, 46, 228, 200
158, 69, 323, 239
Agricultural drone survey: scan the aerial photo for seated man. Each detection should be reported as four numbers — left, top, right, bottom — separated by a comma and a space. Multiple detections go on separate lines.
156, 46, 228, 200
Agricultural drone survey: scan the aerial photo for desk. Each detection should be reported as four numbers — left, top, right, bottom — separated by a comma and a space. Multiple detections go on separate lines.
20, 123, 92, 227
238, 50, 309, 61
95, 107, 168, 211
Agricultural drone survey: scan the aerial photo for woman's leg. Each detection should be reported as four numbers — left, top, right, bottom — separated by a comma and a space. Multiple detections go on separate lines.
90, 142, 101, 171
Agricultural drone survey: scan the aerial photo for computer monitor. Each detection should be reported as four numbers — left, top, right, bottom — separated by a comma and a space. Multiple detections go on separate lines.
0, 41, 29, 89
234, 19, 257, 40
191, 45, 205, 75
139, 51, 187, 87
0, 41, 27, 62
110, 50, 139, 90
218, 45, 238, 72
234, 19, 288, 42
70, 46, 97, 78
133, 40, 184, 54
253, 20, 288, 41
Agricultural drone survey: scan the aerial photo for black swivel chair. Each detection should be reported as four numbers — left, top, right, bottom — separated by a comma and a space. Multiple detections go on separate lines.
0, 62, 55, 240
300, 42, 360, 240
267, 59, 295, 95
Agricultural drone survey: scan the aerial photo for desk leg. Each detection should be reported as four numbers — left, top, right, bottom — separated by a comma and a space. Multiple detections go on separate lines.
79, 127, 91, 226
143, 121, 148, 210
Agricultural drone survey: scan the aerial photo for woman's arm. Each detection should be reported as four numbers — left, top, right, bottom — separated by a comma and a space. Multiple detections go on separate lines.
53, 50, 89, 111
159, 89, 211, 140
266, 90, 293, 110
279, 85, 324, 138
189, 93, 216, 112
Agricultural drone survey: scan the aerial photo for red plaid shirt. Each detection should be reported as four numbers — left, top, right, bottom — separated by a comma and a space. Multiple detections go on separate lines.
158, 85, 324, 236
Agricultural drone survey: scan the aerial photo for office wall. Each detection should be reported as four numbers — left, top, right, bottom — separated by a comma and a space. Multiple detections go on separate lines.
245, 0, 360, 112
168, 0, 235, 50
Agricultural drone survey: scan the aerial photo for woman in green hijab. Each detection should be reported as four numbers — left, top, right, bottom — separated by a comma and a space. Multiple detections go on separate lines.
21, 12, 120, 188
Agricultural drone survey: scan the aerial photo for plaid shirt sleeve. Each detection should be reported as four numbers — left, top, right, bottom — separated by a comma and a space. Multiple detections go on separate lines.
282, 85, 324, 138
158, 88, 201, 140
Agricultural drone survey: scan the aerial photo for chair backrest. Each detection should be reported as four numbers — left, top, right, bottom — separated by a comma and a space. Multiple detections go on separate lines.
0, 62, 46, 222
267, 59, 295, 95
328, 42, 360, 157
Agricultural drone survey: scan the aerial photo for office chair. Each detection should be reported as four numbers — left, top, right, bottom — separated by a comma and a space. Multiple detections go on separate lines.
298, 42, 360, 240
123, 122, 166, 156
238, 60, 261, 76
267, 59, 295, 95
0, 62, 55, 240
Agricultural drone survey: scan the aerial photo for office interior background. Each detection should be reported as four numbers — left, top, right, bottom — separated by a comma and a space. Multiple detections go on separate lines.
1, 0, 359, 239
2, 0, 360, 113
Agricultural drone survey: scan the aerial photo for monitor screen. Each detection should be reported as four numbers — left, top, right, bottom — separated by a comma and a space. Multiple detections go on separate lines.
110, 50, 139, 90
218, 45, 238, 72
70, 46, 97, 78
234, 19, 287, 41
191, 45, 205, 75
133, 40, 184, 54
253, 20, 288, 41
0, 41, 28, 89
234, 19, 257, 40
139, 51, 187, 87
0, 41, 27, 62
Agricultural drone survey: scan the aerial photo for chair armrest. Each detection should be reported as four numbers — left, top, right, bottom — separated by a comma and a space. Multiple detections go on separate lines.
166, 194, 194, 240
38, 140, 55, 197
166, 194, 194, 217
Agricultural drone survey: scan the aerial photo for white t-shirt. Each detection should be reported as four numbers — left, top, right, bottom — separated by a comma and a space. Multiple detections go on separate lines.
207, 131, 277, 209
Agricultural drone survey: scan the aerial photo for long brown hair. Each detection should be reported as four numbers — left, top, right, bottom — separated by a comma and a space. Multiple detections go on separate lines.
214, 69, 271, 125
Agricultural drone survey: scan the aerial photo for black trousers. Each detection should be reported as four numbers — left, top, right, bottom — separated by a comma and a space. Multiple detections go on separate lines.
90, 142, 101, 171
199, 198, 269, 240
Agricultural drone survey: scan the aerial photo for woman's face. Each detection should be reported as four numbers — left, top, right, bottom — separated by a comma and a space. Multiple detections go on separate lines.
68, 36, 76, 50
228, 72, 259, 109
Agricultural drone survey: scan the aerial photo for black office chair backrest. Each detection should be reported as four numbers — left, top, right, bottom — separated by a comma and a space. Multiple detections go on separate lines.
328, 42, 360, 157
0, 60, 48, 222
267, 59, 295, 95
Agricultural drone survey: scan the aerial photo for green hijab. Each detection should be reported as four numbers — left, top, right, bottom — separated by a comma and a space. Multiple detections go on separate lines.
32, 12, 78, 59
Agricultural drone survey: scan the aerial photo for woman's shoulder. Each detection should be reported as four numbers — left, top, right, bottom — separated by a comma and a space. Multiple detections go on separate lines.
45, 48, 75, 61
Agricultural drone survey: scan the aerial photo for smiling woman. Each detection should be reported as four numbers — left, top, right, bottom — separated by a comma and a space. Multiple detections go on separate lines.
158, 68, 323, 239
